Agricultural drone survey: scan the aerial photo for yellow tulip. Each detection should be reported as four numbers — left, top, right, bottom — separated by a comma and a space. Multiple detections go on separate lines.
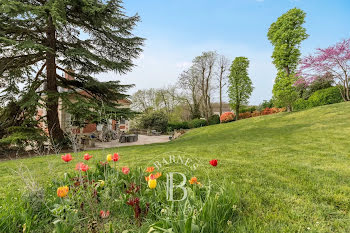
98, 180, 105, 188
106, 154, 112, 162
57, 186, 69, 198
148, 179, 157, 189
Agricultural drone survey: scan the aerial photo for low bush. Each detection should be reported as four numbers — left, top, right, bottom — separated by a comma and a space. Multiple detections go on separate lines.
139, 111, 168, 133
220, 112, 235, 123
308, 86, 343, 107
167, 122, 190, 131
252, 110, 261, 117
239, 106, 257, 113
293, 98, 310, 111
188, 118, 207, 128
260, 107, 285, 115
239, 112, 252, 119
261, 107, 272, 115
257, 99, 274, 111
0, 126, 47, 153
208, 114, 220, 125
293, 86, 343, 111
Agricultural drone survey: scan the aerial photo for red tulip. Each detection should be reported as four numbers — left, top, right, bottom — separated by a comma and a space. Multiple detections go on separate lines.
75, 162, 89, 172
61, 154, 72, 163
83, 153, 92, 161
209, 159, 218, 167
112, 153, 119, 162
122, 167, 130, 175
100, 210, 110, 218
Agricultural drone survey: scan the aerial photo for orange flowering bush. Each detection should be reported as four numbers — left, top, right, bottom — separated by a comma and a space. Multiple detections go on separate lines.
260, 107, 285, 115
239, 112, 252, 119
252, 110, 261, 117
220, 112, 235, 123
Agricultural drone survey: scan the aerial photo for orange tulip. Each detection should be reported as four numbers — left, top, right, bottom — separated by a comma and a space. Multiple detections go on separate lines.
146, 167, 155, 173
154, 172, 162, 179
189, 177, 199, 185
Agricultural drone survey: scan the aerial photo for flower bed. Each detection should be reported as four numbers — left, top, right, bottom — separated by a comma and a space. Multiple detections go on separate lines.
4, 154, 240, 232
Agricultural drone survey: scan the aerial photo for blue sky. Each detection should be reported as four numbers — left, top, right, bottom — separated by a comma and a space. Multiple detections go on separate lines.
98, 0, 350, 105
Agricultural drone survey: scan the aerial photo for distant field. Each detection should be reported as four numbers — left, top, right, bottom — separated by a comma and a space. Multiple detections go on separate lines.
1, 102, 350, 232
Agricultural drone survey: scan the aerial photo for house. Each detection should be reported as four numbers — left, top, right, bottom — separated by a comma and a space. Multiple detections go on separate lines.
211, 102, 233, 116
37, 72, 131, 135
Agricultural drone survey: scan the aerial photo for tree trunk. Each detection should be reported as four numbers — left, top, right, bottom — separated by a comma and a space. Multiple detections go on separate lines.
46, 15, 64, 142
208, 94, 213, 117
219, 76, 222, 116
284, 66, 291, 77
345, 74, 349, 101
235, 105, 239, 121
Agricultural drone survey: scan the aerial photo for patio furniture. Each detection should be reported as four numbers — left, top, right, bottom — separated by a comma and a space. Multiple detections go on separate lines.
151, 130, 161, 136
119, 134, 138, 143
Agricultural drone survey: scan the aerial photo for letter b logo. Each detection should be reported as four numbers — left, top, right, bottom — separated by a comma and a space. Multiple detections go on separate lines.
166, 172, 187, 201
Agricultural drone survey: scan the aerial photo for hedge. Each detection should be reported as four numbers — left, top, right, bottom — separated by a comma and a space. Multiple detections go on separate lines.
293, 86, 343, 111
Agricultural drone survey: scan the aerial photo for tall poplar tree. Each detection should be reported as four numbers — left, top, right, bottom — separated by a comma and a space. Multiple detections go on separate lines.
267, 8, 308, 111
0, 0, 144, 141
228, 57, 253, 120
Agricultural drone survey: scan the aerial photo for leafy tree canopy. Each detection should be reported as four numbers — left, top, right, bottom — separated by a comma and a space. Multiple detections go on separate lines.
267, 8, 308, 75
228, 57, 253, 120
0, 0, 144, 142
268, 8, 308, 111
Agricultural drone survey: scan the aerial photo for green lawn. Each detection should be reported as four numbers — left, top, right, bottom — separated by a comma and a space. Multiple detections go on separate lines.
1, 102, 350, 232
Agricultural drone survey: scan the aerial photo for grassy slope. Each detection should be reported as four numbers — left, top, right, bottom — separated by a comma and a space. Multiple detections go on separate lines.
1, 102, 350, 232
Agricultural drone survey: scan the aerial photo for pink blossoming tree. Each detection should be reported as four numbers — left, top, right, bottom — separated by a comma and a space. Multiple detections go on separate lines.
298, 38, 350, 101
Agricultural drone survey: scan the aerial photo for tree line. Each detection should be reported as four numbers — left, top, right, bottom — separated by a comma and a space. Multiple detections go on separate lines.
132, 52, 254, 123
1, 2, 349, 153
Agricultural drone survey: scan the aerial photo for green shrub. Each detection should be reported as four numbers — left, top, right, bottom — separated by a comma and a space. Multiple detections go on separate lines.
188, 119, 207, 128
139, 111, 168, 133
308, 86, 343, 107
168, 121, 190, 131
293, 98, 310, 111
208, 115, 220, 125
0, 126, 47, 153
257, 99, 274, 111
293, 86, 343, 111
239, 106, 257, 113
304, 74, 334, 99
